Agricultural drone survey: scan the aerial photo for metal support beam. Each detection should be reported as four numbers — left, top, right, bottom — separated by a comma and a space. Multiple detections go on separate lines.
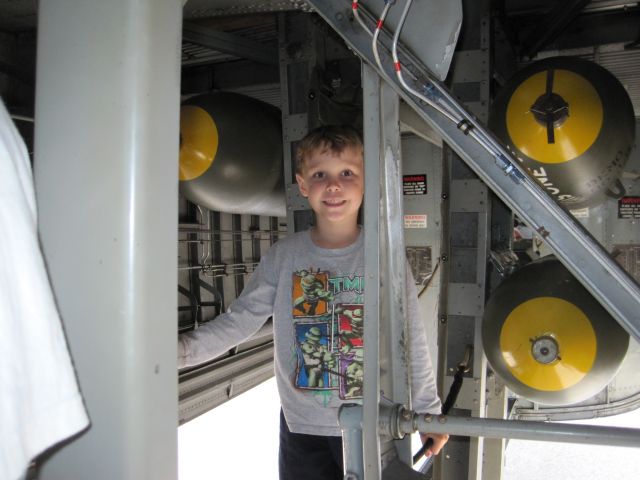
354, 60, 416, 480
482, 376, 508, 480
362, 62, 383, 479
344, 402, 640, 480
381, 82, 409, 408
188, 204, 204, 327
379, 80, 413, 468
341, 406, 366, 480
179, 341, 274, 424
391, 409, 640, 449
34, 0, 182, 478
183, 21, 278, 65
211, 211, 226, 311
232, 214, 245, 295
520, 0, 590, 59
443, 9, 493, 474
277, 12, 312, 233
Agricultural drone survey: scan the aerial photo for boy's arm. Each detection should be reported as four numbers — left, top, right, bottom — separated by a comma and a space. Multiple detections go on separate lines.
405, 264, 442, 415
178, 252, 277, 369
405, 264, 449, 457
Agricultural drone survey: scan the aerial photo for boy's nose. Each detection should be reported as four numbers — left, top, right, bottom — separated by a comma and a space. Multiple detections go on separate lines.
326, 178, 341, 191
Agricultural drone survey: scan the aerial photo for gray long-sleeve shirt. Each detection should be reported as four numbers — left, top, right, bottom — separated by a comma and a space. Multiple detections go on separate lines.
178, 229, 441, 436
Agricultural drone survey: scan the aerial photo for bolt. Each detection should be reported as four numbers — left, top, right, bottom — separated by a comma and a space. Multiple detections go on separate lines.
531, 335, 559, 364
308, 91, 316, 100
438, 415, 447, 424
441, 254, 448, 262
440, 315, 447, 324
441, 193, 448, 200
423, 414, 433, 423
536, 226, 550, 238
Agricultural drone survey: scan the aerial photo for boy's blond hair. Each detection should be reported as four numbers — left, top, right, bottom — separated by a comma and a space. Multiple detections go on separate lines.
295, 125, 363, 174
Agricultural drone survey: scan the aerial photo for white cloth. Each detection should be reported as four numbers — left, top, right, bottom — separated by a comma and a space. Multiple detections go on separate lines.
0, 100, 89, 480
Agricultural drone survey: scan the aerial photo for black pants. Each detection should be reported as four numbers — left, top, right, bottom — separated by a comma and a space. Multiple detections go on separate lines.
279, 410, 344, 480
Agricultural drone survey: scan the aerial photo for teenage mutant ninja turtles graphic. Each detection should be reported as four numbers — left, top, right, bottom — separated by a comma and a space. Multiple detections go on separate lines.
292, 269, 333, 317
293, 309, 365, 399
292, 268, 365, 399
336, 304, 364, 399
294, 323, 337, 389
294, 320, 364, 399
336, 305, 364, 355
340, 348, 364, 398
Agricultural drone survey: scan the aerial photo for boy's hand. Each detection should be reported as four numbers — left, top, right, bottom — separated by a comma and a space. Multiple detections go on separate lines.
419, 432, 449, 458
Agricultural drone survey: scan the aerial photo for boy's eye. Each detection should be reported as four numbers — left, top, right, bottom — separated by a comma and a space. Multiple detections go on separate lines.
312, 171, 325, 179
342, 170, 353, 177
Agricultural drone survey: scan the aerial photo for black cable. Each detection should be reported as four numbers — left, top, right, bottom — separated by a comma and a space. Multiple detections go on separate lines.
412, 363, 466, 464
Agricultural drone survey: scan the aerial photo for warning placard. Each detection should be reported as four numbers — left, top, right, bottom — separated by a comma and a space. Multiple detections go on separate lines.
403, 174, 427, 195
404, 214, 427, 229
618, 196, 640, 219
570, 207, 589, 219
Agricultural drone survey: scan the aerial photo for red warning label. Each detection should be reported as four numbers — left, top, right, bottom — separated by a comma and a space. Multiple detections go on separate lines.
403, 174, 427, 195
618, 196, 640, 219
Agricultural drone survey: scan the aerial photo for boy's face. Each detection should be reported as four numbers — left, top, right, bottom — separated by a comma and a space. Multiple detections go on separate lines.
296, 146, 364, 228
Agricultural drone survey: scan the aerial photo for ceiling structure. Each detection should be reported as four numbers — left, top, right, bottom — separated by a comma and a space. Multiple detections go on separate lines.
0, 0, 638, 115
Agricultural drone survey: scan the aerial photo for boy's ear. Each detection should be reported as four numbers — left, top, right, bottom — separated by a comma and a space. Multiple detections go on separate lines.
295, 173, 308, 198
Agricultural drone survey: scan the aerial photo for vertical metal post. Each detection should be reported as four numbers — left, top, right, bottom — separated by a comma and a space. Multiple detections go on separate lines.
362, 62, 382, 480
278, 12, 313, 234
34, 0, 182, 478
483, 165, 513, 480
379, 79, 413, 467
251, 215, 261, 263
270, 217, 280, 246
437, 2, 492, 478
340, 405, 366, 480
188, 205, 204, 326
483, 377, 508, 479
232, 214, 245, 295
211, 210, 226, 311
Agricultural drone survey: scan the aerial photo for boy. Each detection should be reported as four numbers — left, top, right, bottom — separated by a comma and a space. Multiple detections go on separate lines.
178, 125, 448, 479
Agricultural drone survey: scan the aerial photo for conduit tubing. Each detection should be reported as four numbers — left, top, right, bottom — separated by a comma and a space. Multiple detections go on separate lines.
369, 0, 514, 172
385, 406, 640, 449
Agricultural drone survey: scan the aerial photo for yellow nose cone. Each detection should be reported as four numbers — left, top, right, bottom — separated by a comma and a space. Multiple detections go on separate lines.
500, 297, 597, 392
506, 69, 603, 165
179, 105, 219, 181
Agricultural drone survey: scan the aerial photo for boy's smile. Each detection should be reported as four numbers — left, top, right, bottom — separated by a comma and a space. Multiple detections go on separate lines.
296, 145, 364, 233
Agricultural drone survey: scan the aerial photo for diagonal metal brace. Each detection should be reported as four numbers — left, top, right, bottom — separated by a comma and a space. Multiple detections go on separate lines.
306, 0, 640, 342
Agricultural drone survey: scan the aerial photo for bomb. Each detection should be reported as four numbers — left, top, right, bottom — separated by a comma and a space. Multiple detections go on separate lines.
482, 256, 629, 405
490, 57, 635, 209
179, 92, 285, 217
